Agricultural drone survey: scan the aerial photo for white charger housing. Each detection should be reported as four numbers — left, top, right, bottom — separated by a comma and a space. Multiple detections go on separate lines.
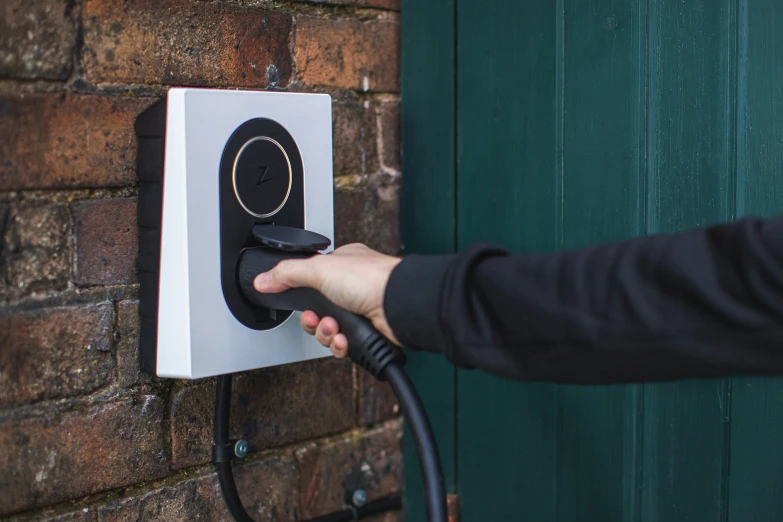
136, 88, 333, 379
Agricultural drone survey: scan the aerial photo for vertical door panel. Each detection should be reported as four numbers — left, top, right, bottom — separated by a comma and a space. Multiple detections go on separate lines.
400, 2, 457, 520
557, 0, 646, 520
405, 0, 783, 519
456, 0, 560, 519
728, 0, 783, 519
642, 0, 735, 520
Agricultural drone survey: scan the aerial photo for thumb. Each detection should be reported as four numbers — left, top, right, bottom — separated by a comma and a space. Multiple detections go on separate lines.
253, 258, 320, 294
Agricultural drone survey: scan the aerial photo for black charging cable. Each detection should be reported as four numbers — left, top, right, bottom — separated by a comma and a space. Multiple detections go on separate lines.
214, 374, 254, 522
213, 374, 419, 522
383, 363, 444, 521
213, 232, 447, 521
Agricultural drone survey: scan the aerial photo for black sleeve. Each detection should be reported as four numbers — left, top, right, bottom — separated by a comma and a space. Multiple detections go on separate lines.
383, 216, 783, 384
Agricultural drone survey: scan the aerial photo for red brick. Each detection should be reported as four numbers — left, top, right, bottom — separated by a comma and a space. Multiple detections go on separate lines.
0, 0, 77, 80
49, 510, 92, 522
116, 300, 153, 388
0, 396, 167, 516
294, 17, 399, 92
333, 100, 379, 177
334, 177, 400, 254
292, 0, 399, 9
363, 0, 401, 9
97, 452, 299, 521
5, 508, 93, 521
0, 204, 8, 238
82, 0, 293, 88
73, 199, 138, 286
365, 512, 403, 522
0, 204, 7, 295
6, 510, 93, 522
0, 93, 153, 190
97, 480, 204, 521
378, 102, 401, 172
2, 205, 71, 295
293, 0, 351, 4
296, 420, 403, 518
358, 369, 399, 426
3, 205, 67, 252
0, 304, 114, 407
206, 455, 301, 521
170, 359, 354, 469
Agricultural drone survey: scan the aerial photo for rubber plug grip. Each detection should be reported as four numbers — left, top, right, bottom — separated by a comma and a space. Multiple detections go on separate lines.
238, 247, 405, 379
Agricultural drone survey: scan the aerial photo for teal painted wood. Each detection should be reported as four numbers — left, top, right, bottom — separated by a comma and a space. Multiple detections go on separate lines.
455, 0, 560, 520
402, 0, 783, 520
400, 2, 457, 520
556, 0, 646, 520
729, 1, 783, 519
400, 0, 457, 258
642, 0, 735, 521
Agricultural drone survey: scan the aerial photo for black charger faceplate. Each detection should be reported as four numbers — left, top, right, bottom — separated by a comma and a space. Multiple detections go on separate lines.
219, 118, 305, 330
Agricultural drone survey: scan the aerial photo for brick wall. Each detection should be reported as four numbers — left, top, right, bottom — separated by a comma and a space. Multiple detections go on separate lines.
0, 1, 402, 520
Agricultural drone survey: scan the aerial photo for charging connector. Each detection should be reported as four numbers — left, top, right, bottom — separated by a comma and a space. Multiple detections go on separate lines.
213, 225, 447, 522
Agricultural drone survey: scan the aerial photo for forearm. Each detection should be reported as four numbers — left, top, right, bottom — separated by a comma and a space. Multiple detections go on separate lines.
384, 216, 783, 384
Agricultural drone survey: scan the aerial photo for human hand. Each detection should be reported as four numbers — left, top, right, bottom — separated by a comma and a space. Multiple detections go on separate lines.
253, 243, 402, 358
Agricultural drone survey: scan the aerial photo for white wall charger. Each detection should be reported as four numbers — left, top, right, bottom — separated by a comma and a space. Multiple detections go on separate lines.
136, 88, 334, 379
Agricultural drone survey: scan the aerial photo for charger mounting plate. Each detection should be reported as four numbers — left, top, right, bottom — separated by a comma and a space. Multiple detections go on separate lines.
135, 88, 334, 379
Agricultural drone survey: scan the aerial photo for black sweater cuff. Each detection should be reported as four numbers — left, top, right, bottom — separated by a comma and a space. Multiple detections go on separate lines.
383, 254, 454, 354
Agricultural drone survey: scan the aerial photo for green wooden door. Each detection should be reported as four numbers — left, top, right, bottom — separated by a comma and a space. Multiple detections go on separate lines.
402, 0, 783, 520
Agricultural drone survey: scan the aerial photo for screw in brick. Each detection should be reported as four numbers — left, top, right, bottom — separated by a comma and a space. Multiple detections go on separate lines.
352, 489, 367, 507
234, 439, 248, 459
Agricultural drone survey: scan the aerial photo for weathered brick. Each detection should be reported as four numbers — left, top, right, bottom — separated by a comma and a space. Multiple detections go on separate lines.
116, 300, 152, 388
0, 303, 114, 407
293, 0, 350, 4
0, 93, 153, 190
334, 178, 400, 254
97, 452, 299, 521
73, 199, 138, 286
358, 369, 398, 426
365, 512, 403, 522
170, 358, 354, 469
0, 204, 7, 294
363, 0, 401, 9
7, 509, 93, 522
47, 511, 92, 522
333, 100, 379, 177
293, 0, 399, 9
0, 396, 167, 516
0, 205, 7, 294
0, 0, 77, 80
294, 17, 399, 92
3, 205, 67, 252
0, 204, 8, 239
2, 205, 70, 295
296, 420, 403, 518
6, 508, 93, 522
97, 480, 205, 521
378, 102, 400, 172
83, 0, 293, 88
204, 455, 301, 521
